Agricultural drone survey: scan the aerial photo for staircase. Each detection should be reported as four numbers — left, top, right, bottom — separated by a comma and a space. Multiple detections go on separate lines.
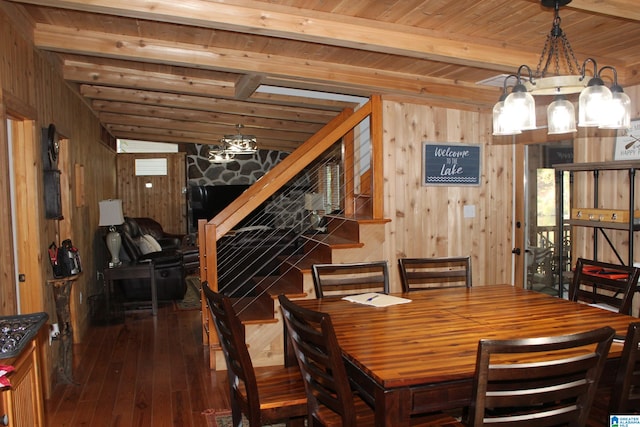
215, 214, 389, 368
199, 95, 386, 370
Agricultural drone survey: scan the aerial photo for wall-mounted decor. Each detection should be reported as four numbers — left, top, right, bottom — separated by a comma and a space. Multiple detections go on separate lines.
544, 145, 573, 167
43, 170, 62, 219
422, 143, 481, 186
42, 123, 63, 219
613, 119, 640, 161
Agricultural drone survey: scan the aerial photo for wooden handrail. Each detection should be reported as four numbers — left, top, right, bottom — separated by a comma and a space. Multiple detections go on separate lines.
209, 95, 383, 239
199, 95, 384, 367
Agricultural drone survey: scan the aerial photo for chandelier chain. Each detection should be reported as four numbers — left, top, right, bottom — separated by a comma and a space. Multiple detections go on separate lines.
561, 34, 581, 75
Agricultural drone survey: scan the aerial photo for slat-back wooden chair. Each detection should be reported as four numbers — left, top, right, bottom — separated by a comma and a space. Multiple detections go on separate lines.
398, 256, 472, 292
311, 261, 390, 298
569, 258, 640, 315
278, 294, 464, 427
610, 322, 640, 414
202, 282, 307, 427
468, 326, 615, 427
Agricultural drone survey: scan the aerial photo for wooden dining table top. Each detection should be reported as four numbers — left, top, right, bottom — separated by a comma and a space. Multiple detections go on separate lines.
291, 284, 636, 390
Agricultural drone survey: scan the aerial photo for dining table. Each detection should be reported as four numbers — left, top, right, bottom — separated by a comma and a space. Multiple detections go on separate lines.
285, 284, 637, 427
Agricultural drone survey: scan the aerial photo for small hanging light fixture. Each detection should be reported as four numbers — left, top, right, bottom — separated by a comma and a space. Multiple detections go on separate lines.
208, 123, 258, 163
220, 124, 257, 155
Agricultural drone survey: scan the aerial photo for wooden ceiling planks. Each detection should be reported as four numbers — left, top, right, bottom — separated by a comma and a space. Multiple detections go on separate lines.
8, 0, 640, 150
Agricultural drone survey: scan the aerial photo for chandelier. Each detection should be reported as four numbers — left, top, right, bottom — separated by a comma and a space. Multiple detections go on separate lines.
208, 124, 258, 163
493, 0, 631, 136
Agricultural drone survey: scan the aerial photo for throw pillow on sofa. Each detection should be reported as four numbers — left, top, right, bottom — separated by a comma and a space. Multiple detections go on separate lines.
136, 234, 162, 254
143, 234, 163, 252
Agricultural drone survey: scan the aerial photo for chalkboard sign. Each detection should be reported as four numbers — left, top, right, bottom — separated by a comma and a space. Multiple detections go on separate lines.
423, 143, 481, 186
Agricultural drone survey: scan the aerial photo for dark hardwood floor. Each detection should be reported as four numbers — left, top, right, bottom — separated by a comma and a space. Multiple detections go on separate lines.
41, 297, 614, 427
44, 303, 230, 427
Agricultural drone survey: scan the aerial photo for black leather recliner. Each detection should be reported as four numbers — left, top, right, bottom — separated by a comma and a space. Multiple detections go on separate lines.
131, 217, 199, 274
115, 217, 187, 301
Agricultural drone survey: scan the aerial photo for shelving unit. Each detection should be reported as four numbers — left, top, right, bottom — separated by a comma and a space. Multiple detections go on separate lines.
554, 161, 640, 295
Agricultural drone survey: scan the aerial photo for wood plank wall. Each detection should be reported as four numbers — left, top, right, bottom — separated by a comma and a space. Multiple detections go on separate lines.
116, 153, 187, 234
381, 100, 514, 290
0, 2, 117, 396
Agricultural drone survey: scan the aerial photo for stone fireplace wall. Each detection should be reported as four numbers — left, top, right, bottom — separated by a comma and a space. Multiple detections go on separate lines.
186, 144, 311, 232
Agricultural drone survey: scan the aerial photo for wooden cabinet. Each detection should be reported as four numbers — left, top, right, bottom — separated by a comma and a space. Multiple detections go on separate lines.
0, 338, 45, 427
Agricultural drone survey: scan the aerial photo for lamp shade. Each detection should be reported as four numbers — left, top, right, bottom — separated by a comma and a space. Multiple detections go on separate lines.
504, 88, 536, 131
578, 80, 612, 127
492, 99, 522, 136
304, 193, 324, 211
547, 95, 577, 135
599, 87, 631, 130
98, 199, 125, 226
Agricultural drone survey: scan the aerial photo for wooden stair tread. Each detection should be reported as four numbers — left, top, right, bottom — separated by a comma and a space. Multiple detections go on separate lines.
301, 233, 364, 248
254, 276, 307, 299
229, 297, 277, 324
281, 254, 325, 272
323, 214, 391, 224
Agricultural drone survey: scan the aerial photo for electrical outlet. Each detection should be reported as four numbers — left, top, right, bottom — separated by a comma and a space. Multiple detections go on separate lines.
79, 292, 83, 304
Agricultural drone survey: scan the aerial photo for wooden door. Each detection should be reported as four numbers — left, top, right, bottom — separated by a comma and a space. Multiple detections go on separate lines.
117, 153, 187, 234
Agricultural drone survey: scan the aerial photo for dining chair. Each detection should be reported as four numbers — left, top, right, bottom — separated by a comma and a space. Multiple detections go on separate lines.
467, 326, 615, 427
311, 261, 390, 298
278, 294, 464, 427
609, 322, 640, 414
398, 256, 472, 292
202, 282, 307, 427
569, 257, 640, 315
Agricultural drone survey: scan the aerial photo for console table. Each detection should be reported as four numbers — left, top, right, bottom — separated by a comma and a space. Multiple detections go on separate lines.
104, 261, 157, 316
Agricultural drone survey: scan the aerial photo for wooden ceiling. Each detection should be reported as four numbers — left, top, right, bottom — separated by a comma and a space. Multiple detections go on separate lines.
7, 0, 640, 151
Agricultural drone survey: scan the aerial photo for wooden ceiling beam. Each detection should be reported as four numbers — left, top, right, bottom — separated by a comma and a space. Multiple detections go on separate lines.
34, 24, 500, 105
62, 59, 236, 97
99, 112, 314, 142
569, 0, 640, 21
15, 0, 631, 70
109, 126, 302, 151
80, 85, 339, 123
91, 100, 325, 134
248, 91, 358, 112
235, 74, 263, 100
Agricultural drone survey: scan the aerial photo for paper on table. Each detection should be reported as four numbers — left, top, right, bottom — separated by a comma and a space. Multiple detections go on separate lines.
342, 292, 411, 307
587, 302, 618, 313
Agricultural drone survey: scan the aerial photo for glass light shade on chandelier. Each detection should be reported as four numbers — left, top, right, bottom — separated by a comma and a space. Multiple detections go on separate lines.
594, 66, 631, 130
503, 74, 537, 132
578, 78, 612, 127
492, 75, 522, 136
547, 94, 576, 134
601, 87, 631, 130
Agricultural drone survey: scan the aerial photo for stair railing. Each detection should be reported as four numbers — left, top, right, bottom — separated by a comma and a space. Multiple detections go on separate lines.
199, 95, 383, 361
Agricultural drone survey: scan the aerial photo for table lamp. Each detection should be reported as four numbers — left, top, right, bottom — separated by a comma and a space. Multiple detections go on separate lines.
304, 192, 324, 230
99, 199, 125, 267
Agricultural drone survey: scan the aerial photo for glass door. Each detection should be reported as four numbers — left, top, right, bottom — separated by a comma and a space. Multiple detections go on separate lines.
524, 142, 572, 297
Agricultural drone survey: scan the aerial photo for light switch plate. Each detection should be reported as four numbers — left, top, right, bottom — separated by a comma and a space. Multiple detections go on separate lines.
464, 205, 476, 218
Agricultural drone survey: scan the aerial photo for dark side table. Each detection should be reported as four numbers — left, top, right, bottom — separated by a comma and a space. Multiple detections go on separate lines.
104, 261, 157, 316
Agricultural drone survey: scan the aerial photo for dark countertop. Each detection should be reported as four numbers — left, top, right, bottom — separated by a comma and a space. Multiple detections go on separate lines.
0, 312, 48, 359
